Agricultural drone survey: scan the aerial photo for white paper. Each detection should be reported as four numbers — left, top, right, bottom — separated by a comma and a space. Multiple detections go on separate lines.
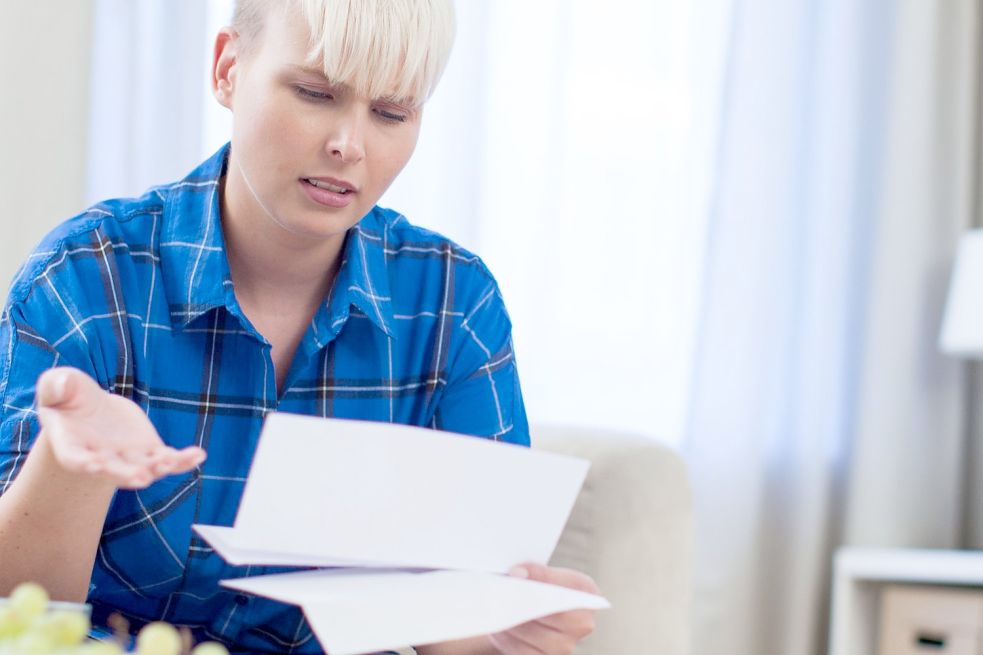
193, 525, 368, 568
198, 413, 590, 573
193, 413, 606, 653
221, 568, 610, 655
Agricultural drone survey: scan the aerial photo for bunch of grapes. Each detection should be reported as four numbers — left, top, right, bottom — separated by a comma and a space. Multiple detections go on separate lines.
0, 582, 230, 655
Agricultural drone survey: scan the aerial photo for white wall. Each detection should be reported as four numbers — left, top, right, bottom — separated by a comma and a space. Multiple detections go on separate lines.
0, 2, 93, 306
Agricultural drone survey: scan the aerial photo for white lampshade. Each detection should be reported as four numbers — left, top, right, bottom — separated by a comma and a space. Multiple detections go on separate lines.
940, 229, 983, 356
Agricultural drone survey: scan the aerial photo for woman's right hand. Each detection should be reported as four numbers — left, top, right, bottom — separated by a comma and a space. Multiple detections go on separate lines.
35, 367, 206, 489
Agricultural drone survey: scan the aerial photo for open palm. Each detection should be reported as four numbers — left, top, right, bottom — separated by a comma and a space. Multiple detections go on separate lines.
36, 367, 206, 489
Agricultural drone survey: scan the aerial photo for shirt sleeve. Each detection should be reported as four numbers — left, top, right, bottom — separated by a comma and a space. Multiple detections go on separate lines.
0, 297, 99, 497
431, 281, 530, 446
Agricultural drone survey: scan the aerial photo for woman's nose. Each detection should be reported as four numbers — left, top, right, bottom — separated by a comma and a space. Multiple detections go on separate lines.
325, 109, 366, 164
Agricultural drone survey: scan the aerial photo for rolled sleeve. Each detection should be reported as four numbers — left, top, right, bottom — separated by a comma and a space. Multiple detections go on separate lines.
0, 300, 97, 496
433, 282, 530, 446
0, 305, 50, 494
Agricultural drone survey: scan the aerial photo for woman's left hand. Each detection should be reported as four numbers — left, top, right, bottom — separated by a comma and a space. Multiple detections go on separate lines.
487, 563, 600, 654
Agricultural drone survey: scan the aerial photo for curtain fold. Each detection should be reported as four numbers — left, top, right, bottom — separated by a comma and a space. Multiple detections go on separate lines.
842, 0, 979, 551
86, 0, 212, 204
79, 2, 983, 652
685, 1, 981, 654
383, 0, 719, 445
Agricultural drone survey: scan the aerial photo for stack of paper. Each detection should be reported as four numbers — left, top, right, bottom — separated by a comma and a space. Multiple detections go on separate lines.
194, 413, 609, 654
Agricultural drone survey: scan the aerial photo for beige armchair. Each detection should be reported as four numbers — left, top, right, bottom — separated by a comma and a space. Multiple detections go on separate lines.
537, 425, 693, 654
402, 426, 693, 655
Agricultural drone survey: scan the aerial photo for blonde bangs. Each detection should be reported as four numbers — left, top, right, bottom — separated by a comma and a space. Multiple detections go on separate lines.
299, 0, 455, 106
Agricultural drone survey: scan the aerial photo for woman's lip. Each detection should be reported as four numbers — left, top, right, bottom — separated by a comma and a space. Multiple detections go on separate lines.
306, 176, 358, 192
299, 178, 356, 208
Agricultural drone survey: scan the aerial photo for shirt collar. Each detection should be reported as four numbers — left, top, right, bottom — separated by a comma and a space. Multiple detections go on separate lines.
310, 210, 395, 350
160, 144, 234, 329
160, 144, 395, 341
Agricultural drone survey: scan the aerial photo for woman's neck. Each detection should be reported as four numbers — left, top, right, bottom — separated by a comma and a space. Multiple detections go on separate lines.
219, 173, 344, 315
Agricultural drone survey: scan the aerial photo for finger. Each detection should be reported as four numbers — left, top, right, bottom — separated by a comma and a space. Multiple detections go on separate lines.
79, 448, 109, 474
52, 442, 100, 472
170, 447, 207, 472
119, 448, 157, 465
84, 460, 106, 474
100, 470, 152, 490
113, 463, 154, 489
99, 458, 151, 486
36, 367, 101, 411
488, 630, 548, 655
36, 368, 73, 409
148, 447, 200, 478
509, 563, 601, 594
119, 472, 154, 490
499, 619, 577, 654
145, 448, 173, 470
118, 472, 156, 489
150, 454, 178, 477
531, 610, 596, 640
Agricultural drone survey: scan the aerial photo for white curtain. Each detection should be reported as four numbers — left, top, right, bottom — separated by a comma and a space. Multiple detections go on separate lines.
86, 0, 213, 204
94, 0, 720, 447
85, 1, 983, 653
685, 1, 981, 654
383, 0, 723, 445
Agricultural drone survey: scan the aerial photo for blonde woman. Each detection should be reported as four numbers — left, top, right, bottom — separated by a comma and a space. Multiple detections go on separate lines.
0, 1, 597, 653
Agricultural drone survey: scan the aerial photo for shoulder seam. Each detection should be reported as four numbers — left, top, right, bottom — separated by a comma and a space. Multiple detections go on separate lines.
4, 206, 130, 307
0, 306, 19, 406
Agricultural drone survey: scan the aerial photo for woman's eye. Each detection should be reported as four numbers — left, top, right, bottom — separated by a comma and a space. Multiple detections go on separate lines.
374, 107, 408, 123
295, 86, 332, 101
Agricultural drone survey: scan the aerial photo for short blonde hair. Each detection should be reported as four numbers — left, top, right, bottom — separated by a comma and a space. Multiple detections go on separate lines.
233, 0, 456, 105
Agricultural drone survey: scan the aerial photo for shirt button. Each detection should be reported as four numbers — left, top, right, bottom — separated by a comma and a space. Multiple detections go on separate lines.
234, 594, 250, 606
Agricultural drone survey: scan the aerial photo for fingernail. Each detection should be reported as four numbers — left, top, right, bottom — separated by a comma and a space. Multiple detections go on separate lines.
508, 566, 529, 579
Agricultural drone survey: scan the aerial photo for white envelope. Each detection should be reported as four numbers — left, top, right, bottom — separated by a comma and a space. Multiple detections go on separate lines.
194, 413, 608, 654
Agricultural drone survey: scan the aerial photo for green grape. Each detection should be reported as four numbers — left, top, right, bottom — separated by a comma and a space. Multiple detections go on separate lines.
10, 630, 57, 654
78, 640, 126, 655
190, 642, 230, 655
135, 621, 181, 655
9, 582, 49, 621
0, 605, 29, 640
36, 610, 91, 646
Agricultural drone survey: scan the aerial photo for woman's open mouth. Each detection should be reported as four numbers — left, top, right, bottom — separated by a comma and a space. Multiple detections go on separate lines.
300, 177, 357, 208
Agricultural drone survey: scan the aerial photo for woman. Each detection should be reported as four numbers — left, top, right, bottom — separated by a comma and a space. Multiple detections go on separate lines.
0, 1, 598, 653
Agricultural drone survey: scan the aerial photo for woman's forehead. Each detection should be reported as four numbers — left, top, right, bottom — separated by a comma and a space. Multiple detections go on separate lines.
245, 0, 452, 106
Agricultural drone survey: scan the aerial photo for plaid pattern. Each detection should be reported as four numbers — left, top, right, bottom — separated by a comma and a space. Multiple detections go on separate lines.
0, 144, 528, 653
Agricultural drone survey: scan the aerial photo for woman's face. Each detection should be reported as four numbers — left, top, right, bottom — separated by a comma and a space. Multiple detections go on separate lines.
213, 4, 421, 241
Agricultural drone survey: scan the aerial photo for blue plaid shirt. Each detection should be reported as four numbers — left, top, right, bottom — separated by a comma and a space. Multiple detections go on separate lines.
0, 144, 529, 653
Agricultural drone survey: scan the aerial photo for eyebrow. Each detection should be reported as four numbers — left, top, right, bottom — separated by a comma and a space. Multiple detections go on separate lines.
284, 63, 416, 107
285, 64, 330, 80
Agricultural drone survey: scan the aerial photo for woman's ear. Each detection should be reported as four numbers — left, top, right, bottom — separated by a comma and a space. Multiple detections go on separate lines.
212, 27, 240, 110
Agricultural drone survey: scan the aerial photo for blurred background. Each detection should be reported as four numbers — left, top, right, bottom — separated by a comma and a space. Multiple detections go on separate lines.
3, 1, 983, 654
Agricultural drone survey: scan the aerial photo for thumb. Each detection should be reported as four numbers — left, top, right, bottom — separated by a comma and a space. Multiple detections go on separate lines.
508, 562, 546, 581
508, 563, 600, 594
36, 367, 96, 410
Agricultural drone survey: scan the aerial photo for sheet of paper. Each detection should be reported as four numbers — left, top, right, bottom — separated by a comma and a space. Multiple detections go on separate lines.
193, 525, 369, 568
199, 413, 590, 572
221, 568, 610, 655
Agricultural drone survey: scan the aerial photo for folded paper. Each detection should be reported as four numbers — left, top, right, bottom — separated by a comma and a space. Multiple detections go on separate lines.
195, 413, 608, 654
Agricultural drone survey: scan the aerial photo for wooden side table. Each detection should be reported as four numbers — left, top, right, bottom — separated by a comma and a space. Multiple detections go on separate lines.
828, 548, 983, 655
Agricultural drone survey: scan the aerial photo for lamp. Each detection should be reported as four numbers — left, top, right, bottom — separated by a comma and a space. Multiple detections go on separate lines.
940, 228, 983, 549
940, 229, 983, 356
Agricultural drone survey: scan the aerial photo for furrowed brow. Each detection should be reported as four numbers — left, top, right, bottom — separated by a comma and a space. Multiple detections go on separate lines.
286, 64, 330, 80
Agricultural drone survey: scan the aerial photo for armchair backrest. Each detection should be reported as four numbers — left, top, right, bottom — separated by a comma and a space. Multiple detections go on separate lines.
535, 425, 693, 655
